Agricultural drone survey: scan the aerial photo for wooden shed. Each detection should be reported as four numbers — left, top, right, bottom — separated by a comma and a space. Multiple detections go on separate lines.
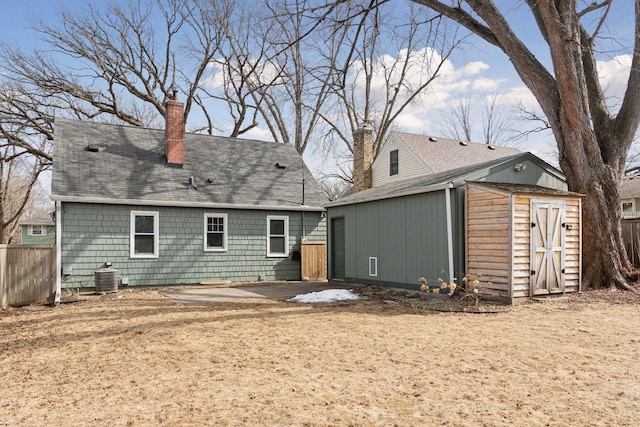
466, 182, 583, 303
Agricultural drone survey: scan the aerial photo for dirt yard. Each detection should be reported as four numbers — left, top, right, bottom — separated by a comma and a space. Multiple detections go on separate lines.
1, 283, 639, 426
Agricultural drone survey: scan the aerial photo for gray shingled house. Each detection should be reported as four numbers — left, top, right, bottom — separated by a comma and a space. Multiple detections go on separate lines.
51, 95, 327, 291
327, 128, 582, 303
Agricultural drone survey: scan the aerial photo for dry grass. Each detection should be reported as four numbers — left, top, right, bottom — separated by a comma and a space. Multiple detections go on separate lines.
1, 284, 639, 426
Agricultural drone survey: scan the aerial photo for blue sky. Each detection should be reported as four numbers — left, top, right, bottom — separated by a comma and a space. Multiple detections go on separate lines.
2, 1, 637, 175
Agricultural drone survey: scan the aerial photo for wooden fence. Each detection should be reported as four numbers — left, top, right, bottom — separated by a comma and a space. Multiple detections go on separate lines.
622, 219, 640, 268
301, 241, 327, 281
0, 245, 57, 308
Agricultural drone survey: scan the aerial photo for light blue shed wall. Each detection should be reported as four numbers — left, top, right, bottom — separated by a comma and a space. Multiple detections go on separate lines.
60, 203, 325, 288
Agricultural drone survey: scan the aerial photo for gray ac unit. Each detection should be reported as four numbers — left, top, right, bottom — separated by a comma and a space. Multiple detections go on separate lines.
95, 268, 118, 293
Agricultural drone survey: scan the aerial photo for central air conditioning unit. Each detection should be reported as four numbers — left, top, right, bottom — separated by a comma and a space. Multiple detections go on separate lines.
95, 268, 118, 293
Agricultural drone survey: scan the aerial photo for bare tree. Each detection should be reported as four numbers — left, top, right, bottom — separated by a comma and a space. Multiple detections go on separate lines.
0, 144, 48, 244
237, 0, 342, 154
439, 94, 520, 146
320, 2, 461, 162
481, 93, 519, 146
411, 0, 640, 290
439, 97, 474, 141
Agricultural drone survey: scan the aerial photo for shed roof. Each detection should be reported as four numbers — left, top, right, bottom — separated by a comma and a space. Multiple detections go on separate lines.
390, 131, 521, 173
326, 152, 565, 208
51, 118, 327, 210
468, 182, 583, 198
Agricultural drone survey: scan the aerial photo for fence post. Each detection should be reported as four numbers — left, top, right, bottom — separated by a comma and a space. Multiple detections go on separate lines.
0, 244, 7, 308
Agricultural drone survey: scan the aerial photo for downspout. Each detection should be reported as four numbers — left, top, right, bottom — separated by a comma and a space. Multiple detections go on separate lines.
445, 186, 455, 286
54, 201, 62, 305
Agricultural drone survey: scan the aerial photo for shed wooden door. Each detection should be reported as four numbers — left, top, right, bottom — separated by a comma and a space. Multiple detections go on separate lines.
531, 202, 565, 295
331, 218, 345, 280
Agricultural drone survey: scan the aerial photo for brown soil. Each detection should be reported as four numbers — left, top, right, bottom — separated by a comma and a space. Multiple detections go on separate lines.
1, 283, 639, 426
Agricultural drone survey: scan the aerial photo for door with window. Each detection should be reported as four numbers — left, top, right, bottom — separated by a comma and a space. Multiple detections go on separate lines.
331, 218, 345, 280
530, 201, 566, 295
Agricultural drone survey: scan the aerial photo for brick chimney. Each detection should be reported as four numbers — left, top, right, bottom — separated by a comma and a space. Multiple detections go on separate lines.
353, 125, 373, 192
165, 88, 184, 167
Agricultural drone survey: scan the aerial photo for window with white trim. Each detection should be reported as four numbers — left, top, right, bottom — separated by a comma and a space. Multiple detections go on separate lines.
29, 225, 45, 236
267, 215, 289, 257
204, 213, 227, 251
369, 257, 378, 277
130, 211, 159, 258
389, 149, 399, 176
622, 200, 635, 218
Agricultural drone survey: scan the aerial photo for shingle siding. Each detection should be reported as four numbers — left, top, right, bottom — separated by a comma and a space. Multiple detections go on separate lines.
60, 203, 325, 289
372, 134, 427, 187
20, 225, 56, 245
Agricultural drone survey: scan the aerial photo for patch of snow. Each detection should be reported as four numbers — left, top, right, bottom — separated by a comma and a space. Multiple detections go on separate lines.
288, 289, 361, 303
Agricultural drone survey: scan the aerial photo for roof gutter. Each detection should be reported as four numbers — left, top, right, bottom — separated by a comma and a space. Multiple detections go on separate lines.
325, 182, 453, 208
50, 196, 325, 212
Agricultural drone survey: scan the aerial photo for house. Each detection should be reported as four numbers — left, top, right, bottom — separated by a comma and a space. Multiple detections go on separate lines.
51, 93, 327, 293
620, 174, 640, 218
353, 130, 520, 191
19, 214, 55, 245
327, 128, 582, 303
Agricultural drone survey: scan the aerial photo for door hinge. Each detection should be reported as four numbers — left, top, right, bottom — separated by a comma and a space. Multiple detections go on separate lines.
530, 270, 536, 275
562, 268, 565, 274
531, 222, 536, 228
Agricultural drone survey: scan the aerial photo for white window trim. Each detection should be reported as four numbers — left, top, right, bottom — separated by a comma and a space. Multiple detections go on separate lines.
622, 199, 636, 218
130, 210, 159, 259
389, 149, 399, 176
267, 215, 289, 257
369, 257, 378, 277
29, 225, 46, 236
204, 213, 228, 252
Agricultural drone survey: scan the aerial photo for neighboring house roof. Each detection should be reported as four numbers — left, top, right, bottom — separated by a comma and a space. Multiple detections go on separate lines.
375, 132, 521, 174
327, 152, 564, 207
20, 214, 54, 226
620, 175, 640, 199
51, 118, 327, 210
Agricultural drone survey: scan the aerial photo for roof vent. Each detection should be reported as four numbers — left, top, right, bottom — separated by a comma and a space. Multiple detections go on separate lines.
188, 176, 198, 190
487, 145, 496, 150
275, 163, 287, 169
459, 141, 468, 146
428, 137, 438, 142
86, 144, 100, 152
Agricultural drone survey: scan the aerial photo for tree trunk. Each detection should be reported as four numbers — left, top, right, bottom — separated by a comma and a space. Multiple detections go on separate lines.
561, 144, 633, 290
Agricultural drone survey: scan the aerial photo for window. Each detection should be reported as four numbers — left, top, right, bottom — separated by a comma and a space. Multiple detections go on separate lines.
29, 225, 45, 236
369, 257, 378, 277
267, 215, 289, 257
622, 200, 635, 218
130, 211, 159, 258
389, 149, 399, 176
204, 213, 227, 251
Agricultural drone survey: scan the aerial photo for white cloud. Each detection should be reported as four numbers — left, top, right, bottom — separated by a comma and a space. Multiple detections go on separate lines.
457, 61, 490, 77
239, 126, 274, 142
472, 77, 507, 92
501, 86, 538, 110
597, 54, 632, 111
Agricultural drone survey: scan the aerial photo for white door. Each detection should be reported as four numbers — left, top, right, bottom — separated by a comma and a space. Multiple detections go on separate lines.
531, 201, 566, 295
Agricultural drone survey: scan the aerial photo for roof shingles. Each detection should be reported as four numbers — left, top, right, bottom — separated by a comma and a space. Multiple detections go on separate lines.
393, 132, 521, 173
52, 119, 327, 209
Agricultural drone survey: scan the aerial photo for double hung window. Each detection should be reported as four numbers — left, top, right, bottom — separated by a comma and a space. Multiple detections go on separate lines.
267, 216, 289, 257
130, 211, 159, 258
205, 213, 227, 251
